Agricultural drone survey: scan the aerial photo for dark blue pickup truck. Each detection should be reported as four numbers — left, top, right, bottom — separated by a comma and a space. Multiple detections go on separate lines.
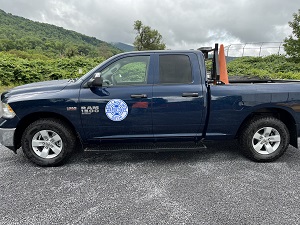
1, 46, 300, 166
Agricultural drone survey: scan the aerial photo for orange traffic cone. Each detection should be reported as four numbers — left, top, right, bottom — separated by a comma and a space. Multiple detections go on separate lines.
218, 44, 229, 84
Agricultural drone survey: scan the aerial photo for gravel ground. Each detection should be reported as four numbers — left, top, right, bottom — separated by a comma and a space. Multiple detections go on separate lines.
1, 142, 300, 225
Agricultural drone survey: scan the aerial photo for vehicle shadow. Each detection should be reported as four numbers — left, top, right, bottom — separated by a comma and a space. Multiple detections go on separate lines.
69, 140, 246, 165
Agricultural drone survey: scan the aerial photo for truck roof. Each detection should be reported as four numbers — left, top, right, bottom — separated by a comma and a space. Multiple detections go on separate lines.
117, 49, 203, 55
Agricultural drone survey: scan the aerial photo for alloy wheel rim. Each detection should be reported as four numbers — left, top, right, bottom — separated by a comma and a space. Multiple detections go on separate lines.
31, 130, 63, 159
252, 127, 281, 155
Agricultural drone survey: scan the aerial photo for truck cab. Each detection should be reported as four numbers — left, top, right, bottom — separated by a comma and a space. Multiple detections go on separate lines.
79, 51, 207, 143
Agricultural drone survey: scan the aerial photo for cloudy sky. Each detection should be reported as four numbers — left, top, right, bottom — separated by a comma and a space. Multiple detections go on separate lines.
0, 0, 297, 50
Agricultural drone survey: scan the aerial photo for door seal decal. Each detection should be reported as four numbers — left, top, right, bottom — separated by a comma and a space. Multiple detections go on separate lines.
105, 99, 128, 121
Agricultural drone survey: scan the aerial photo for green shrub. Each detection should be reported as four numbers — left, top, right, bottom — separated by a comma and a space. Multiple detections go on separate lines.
1, 52, 300, 88
0, 51, 105, 86
227, 55, 300, 80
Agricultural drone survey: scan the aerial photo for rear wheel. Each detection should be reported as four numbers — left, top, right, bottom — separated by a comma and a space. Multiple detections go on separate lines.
239, 116, 290, 162
21, 119, 76, 166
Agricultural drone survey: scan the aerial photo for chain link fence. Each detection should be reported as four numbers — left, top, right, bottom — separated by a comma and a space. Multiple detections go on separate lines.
224, 42, 285, 57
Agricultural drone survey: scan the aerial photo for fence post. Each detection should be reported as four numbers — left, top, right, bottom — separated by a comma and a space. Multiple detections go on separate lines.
259, 42, 263, 57
278, 42, 282, 55
242, 44, 246, 57
226, 45, 231, 57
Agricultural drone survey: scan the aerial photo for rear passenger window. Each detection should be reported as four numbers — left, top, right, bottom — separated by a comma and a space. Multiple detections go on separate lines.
159, 55, 192, 84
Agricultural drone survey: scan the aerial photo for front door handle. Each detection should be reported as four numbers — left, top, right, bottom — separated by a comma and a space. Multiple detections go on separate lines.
182, 92, 199, 97
130, 94, 147, 98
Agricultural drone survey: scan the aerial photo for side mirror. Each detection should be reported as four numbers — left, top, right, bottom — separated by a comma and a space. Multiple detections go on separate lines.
85, 72, 103, 87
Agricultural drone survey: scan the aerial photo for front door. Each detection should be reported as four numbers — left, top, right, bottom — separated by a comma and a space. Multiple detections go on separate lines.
79, 55, 153, 142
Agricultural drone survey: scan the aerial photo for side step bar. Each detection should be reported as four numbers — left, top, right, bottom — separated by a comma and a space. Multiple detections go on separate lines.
86, 142, 206, 152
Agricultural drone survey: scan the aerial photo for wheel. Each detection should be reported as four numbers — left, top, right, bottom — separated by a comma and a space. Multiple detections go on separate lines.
238, 116, 290, 162
21, 119, 76, 166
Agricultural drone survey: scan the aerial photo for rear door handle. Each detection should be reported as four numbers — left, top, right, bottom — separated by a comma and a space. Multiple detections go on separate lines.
182, 92, 199, 97
130, 94, 147, 98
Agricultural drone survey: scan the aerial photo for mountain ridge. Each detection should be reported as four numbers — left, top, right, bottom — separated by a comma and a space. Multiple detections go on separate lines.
111, 42, 134, 52
0, 9, 122, 58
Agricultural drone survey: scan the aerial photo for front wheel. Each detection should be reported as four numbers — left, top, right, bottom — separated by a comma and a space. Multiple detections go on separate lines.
239, 116, 290, 162
21, 119, 76, 166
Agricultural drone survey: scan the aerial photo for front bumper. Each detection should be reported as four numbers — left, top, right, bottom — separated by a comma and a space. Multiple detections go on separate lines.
0, 127, 16, 150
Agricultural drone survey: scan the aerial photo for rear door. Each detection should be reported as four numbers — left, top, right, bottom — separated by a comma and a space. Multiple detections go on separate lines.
152, 53, 206, 139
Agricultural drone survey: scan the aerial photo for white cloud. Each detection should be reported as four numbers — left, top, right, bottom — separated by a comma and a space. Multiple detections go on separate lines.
0, 0, 298, 50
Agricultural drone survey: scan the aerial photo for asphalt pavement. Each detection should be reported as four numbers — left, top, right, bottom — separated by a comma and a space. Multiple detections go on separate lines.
1, 141, 300, 225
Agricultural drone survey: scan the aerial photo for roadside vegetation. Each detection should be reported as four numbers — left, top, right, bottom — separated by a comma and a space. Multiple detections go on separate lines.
0, 51, 105, 87
227, 55, 300, 80
1, 51, 299, 91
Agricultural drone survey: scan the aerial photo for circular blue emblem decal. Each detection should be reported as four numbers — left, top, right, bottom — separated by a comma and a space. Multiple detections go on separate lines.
105, 99, 128, 121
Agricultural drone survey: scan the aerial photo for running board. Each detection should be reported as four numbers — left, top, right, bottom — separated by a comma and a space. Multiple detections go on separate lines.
85, 141, 206, 152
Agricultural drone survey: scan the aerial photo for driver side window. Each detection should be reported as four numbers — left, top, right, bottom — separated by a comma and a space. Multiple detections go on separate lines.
100, 55, 150, 86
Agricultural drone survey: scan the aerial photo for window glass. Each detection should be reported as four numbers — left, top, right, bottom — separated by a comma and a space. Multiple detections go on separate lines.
100, 56, 150, 86
159, 55, 192, 84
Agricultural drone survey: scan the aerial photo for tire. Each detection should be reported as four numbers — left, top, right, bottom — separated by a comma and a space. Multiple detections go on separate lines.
238, 116, 290, 162
21, 119, 76, 166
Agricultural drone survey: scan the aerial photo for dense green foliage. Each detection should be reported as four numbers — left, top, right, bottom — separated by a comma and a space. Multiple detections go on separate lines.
227, 55, 300, 79
1, 51, 300, 88
284, 9, 300, 61
0, 9, 121, 58
3, 51, 299, 88
0, 51, 104, 86
133, 20, 166, 50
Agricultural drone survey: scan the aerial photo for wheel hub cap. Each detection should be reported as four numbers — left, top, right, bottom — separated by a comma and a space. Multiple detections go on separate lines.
252, 127, 281, 155
31, 130, 63, 159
